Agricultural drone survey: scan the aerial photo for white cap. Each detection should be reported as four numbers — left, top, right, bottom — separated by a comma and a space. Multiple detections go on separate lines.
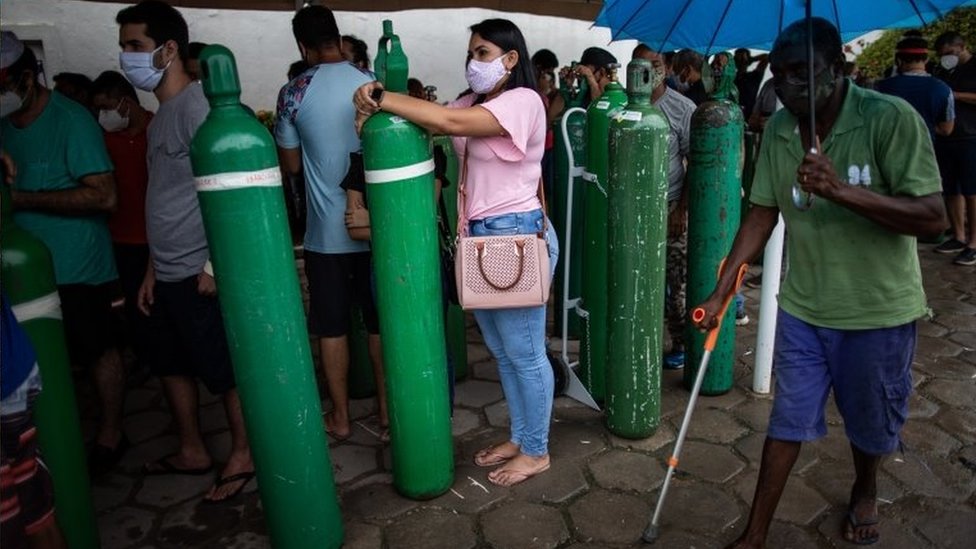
0, 31, 26, 70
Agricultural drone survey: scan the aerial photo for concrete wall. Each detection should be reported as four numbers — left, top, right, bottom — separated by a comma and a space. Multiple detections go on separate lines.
1, 0, 638, 111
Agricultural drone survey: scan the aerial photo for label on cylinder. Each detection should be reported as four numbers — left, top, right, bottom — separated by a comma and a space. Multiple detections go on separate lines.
619, 111, 643, 122
595, 100, 611, 110
195, 167, 282, 192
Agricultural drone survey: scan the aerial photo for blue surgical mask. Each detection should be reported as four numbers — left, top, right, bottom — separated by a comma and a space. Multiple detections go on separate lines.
119, 45, 169, 92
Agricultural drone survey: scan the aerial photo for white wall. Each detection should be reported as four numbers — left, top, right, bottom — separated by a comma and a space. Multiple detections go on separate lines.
1, 0, 637, 111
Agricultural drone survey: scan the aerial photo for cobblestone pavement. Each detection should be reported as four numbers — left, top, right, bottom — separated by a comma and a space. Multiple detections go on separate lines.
88, 243, 975, 548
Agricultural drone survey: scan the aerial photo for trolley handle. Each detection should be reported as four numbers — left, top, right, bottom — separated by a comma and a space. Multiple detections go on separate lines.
691, 259, 749, 352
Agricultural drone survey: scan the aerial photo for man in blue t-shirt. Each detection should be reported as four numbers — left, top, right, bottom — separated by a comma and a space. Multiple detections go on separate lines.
275, 5, 388, 441
876, 35, 955, 141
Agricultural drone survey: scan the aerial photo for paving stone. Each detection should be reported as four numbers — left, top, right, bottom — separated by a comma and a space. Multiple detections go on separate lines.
451, 407, 481, 437
900, 420, 962, 456
764, 521, 821, 549
673, 407, 747, 445
802, 461, 904, 507
807, 429, 855, 463
916, 318, 949, 338
678, 440, 747, 483
216, 531, 272, 549
588, 449, 665, 493
98, 506, 156, 548
470, 359, 499, 381
466, 342, 492, 365
342, 521, 383, 549
124, 386, 162, 414
330, 444, 380, 484
511, 459, 589, 504
735, 471, 828, 526
385, 507, 476, 549
198, 382, 222, 406
914, 355, 976, 380
454, 379, 504, 408
199, 402, 229, 433
958, 444, 976, 472
915, 505, 976, 548
923, 378, 976, 408
92, 472, 135, 510
136, 473, 214, 507
157, 497, 244, 547
123, 409, 172, 444
349, 415, 388, 445
342, 479, 418, 520
938, 409, 976, 445
915, 335, 964, 359
928, 298, 976, 316
568, 489, 650, 545
907, 392, 940, 419
481, 501, 569, 549
730, 397, 773, 431
734, 432, 818, 474
609, 422, 675, 453
484, 399, 510, 428
884, 453, 976, 501
696, 386, 749, 410
637, 529, 718, 548
655, 481, 742, 533
948, 330, 976, 349
552, 396, 603, 423
427, 462, 508, 513
816, 508, 932, 549
547, 420, 608, 463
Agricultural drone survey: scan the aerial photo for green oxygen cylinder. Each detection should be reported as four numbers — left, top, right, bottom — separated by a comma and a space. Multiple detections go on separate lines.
579, 66, 628, 403
362, 22, 453, 499
551, 76, 589, 338
605, 59, 670, 439
433, 135, 468, 381
190, 45, 342, 548
684, 60, 744, 396
0, 188, 100, 549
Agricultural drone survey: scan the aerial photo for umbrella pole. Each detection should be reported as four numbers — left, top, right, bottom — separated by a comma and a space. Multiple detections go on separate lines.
806, 0, 816, 148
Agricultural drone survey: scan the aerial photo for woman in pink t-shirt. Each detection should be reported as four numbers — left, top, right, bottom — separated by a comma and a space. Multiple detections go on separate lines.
354, 18, 558, 487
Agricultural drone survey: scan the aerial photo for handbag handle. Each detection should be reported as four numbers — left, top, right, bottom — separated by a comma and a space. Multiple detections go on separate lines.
476, 239, 527, 290
455, 138, 547, 239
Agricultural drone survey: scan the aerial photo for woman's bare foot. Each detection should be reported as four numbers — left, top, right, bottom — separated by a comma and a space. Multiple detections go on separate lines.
473, 441, 520, 467
323, 411, 351, 441
843, 497, 879, 545
487, 453, 550, 487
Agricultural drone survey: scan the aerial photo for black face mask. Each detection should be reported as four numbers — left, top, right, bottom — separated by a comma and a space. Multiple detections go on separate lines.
774, 64, 838, 117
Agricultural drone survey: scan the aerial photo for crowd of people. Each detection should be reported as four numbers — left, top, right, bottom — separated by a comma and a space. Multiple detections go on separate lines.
0, 0, 967, 547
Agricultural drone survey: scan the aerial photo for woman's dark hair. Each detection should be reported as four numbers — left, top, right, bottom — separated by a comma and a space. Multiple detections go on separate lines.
342, 35, 370, 70
92, 70, 139, 103
531, 48, 558, 71
469, 18, 537, 93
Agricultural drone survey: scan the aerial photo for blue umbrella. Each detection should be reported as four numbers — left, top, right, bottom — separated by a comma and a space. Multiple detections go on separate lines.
597, 0, 974, 211
595, 0, 976, 54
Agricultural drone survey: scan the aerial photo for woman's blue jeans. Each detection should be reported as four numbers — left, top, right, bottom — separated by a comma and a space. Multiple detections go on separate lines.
468, 208, 559, 457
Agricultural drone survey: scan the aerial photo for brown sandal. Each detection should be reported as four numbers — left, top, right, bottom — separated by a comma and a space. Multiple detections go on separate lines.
473, 445, 516, 467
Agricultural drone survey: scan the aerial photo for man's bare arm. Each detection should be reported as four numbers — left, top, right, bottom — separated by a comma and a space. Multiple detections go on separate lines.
11, 171, 117, 215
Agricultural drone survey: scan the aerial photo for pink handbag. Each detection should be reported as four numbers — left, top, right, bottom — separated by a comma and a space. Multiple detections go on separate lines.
454, 149, 551, 311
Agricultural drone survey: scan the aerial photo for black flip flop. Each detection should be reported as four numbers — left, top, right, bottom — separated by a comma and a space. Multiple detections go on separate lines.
203, 471, 255, 504
142, 453, 213, 476
844, 509, 880, 546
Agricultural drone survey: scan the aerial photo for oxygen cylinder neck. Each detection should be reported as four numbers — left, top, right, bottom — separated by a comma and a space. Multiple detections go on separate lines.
199, 44, 243, 108
374, 19, 409, 93
625, 59, 654, 102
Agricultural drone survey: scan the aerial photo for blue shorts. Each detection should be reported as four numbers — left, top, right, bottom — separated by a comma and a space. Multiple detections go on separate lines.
768, 309, 916, 456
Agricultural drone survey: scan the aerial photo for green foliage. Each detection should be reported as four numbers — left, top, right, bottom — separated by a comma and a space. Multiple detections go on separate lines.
855, 7, 976, 78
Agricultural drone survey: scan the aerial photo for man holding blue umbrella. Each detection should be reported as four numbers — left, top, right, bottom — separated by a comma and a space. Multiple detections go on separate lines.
693, 18, 947, 548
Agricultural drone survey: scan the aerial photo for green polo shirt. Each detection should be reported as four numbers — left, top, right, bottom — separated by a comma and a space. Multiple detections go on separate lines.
750, 82, 940, 329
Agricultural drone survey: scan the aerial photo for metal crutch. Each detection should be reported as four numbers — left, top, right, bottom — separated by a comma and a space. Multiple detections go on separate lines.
643, 260, 749, 543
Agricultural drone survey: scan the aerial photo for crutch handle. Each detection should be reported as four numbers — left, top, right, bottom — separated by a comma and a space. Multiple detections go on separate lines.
696, 259, 750, 352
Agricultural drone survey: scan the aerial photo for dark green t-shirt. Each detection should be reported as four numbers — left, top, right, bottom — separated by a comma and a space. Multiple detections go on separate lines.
2, 92, 116, 285
750, 83, 940, 329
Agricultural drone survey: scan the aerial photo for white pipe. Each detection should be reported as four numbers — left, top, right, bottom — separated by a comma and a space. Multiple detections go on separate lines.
752, 214, 785, 395
559, 107, 587, 370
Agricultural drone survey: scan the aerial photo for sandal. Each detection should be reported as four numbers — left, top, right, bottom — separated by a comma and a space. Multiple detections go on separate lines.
203, 471, 255, 504
473, 444, 517, 467
843, 508, 880, 546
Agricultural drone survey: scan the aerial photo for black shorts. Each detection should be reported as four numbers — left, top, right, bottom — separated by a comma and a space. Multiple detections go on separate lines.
57, 282, 117, 367
935, 139, 976, 196
145, 276, 235, 394
305, 251, 379, 337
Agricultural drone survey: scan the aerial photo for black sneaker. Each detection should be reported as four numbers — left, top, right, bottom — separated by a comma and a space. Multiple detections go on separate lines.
954, 247, 976, 266
934, 238, 967, 254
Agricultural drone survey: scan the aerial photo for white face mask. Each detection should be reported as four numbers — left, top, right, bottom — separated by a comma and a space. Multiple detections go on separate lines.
0, 91, 23, 118
98, 99, 129, 132
941, 54, 960, 71
119, 45, 169, 92
466, 53, 510, 95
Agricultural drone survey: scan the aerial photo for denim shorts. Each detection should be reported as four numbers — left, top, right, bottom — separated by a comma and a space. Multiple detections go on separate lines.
768, 308, 916, 456
468, 208, 559, 280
